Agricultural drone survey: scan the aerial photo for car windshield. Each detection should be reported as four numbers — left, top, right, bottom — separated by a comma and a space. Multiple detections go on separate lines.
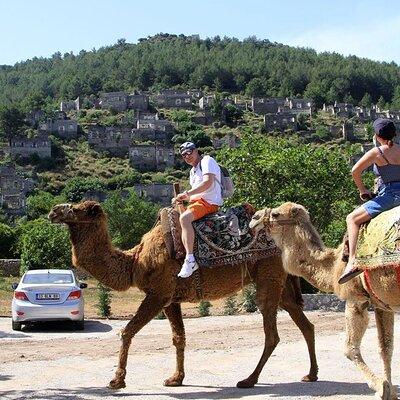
22, 273, 73, 285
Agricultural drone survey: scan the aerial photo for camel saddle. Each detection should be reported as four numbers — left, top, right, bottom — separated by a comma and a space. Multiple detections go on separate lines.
159, 204, 280, 268
342, 205, 400, 270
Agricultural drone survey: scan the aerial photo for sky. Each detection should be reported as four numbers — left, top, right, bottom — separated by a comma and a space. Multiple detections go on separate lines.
0, 0, 399, 66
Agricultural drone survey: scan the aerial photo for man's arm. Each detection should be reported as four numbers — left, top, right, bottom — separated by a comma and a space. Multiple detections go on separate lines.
175, 174, 215, 202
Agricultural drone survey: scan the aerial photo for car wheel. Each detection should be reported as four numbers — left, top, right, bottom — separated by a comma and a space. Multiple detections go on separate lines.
75, 319, 84, 331
12, 320, 22, 331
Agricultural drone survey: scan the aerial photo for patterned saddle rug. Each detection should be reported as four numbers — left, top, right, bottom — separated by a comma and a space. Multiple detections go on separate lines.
160, 204, 280, 268
353, 205, 400, 270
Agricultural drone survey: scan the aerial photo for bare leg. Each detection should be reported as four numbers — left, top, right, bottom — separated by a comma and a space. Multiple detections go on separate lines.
344, 302, 391, 399
108, 294, 167, 389
375, 309, 397, 400
237, 258, 285, 388
346, 207, 371, 267
163, 303, 186, 387
180, 210, 195, 254
339, 208, 371, 283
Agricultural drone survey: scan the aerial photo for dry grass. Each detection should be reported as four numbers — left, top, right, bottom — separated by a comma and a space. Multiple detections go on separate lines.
0, 277, 234, 319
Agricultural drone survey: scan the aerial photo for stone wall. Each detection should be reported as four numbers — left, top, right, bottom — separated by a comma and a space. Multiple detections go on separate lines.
302, 294, 345, 312
0, 259, 21, 277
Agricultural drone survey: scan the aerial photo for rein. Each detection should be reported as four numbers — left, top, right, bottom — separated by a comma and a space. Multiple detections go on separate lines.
269, 219, 297, 226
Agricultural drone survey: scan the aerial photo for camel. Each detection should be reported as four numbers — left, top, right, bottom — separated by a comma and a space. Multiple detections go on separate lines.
249, 202, 400, 400
48, 200, 319, 390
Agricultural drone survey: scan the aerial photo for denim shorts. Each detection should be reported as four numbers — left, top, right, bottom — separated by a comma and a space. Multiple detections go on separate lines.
363, 182, 400, 217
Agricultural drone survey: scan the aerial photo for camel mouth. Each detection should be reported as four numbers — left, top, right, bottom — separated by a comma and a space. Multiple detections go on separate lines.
48, 204, 73, 224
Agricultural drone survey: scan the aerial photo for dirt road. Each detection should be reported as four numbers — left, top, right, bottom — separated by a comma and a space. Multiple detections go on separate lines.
0, 311, 398, 399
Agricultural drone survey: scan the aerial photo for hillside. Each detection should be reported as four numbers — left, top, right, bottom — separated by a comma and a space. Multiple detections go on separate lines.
0, 34, 399, 109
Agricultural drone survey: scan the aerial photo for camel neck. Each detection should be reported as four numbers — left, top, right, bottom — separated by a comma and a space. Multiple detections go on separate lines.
67, 221, 135, 291
278, 226, 336, 293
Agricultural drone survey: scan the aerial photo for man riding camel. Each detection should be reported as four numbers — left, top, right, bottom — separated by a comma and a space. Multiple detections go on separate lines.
172, 142, 223, 278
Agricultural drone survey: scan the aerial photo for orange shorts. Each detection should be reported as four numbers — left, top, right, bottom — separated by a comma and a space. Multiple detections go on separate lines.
186, 198, 219, 221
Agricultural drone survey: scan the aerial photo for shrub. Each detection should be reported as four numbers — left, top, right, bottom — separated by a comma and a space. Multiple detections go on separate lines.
198, 300, 212, 317
242, 284, 258, 313
224, 296, 239, 315
96, 282, 112, 318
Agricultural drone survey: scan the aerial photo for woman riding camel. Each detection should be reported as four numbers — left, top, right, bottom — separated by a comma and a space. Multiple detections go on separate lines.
339, 118, 400, 284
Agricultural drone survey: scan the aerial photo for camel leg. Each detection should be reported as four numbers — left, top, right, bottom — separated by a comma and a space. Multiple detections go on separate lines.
108, 294, 167, 390
163, 303, 186, 387
375, 309, 397, 400
237, 262, 285, 388
344, 302, 391, 400
280, 301, 318, 382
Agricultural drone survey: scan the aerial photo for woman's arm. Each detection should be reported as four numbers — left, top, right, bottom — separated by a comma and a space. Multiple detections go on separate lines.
351, 148, 378, 193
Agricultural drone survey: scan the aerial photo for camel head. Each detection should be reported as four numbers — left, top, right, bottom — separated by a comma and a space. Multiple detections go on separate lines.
269, 202, 310, 228
249, 208, 271, 234
48, 201, 105, 225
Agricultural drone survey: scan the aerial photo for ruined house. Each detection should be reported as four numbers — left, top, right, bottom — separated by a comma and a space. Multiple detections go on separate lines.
60, 97, 81, 112
39, 117, 78, 139
152, 93, 193, 109
100, 92, 129, 112
251, 97, 286, 115
264, 112, 298, 132
133, 183, 174, 205
129, 144, 175, 171
6, 135, 51, 159
0, 164, 35, 215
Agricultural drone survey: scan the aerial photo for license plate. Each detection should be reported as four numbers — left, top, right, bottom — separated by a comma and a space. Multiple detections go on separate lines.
36, 293, 60, 300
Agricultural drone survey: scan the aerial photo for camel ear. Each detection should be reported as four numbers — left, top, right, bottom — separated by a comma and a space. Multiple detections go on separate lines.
290, 206, 301, 218
87, 203, 102, 217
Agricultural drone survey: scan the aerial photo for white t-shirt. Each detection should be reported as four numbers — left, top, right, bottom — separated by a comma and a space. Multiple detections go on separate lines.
189, 155, 223, 206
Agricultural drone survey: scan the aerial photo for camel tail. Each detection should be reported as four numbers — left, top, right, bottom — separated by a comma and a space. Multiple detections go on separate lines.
288, 275, 304, 308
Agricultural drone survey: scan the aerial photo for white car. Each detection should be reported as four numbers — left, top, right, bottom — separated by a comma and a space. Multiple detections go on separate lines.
11, 269, 86, 331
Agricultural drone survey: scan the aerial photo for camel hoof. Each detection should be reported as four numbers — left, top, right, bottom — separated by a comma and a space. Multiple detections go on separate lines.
163, 375, 184, 387
301, 374, 318, 382
108, 379, 126, 390
236, 378, 257, 389
377, 380, 392, 400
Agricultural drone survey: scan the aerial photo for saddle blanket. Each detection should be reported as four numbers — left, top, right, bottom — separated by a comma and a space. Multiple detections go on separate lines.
354, 205, 400, 270
160, 204, 280, 268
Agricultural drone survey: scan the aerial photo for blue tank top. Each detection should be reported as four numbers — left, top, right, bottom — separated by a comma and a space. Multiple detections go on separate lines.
373, 147, 400, 184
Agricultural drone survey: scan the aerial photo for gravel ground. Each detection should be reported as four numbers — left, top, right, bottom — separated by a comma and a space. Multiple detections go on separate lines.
0, 311, 399, 400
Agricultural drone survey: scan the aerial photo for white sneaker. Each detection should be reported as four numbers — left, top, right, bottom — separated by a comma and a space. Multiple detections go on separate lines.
178, 258, 199, 278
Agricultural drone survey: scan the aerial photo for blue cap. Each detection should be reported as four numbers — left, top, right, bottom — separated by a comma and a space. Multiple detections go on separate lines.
179, 141, 196, 154
373, 118, 396, 137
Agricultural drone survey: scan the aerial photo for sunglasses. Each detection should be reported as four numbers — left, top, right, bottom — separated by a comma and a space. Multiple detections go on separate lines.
181, 150, 194, 158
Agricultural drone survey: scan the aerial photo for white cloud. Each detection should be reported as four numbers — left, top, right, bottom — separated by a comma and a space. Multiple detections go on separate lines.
285, 16, 400, 64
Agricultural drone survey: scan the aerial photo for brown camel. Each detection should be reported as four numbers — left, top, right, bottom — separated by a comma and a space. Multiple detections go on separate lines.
250, 202, 400, 400
48, 201, 318, 390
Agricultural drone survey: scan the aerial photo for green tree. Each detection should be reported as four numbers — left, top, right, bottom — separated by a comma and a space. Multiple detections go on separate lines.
0, 223, 16, 258
224, 104, 243, 126
26, 191, 66, 220
19, 219, 71, 273
245, 78, 266, 97
21, 91, 46, 113
219, 134, 359, 246
62, 177, 105, 203
210, 93, 223, 119
377, 95, 386, 110
103, 190, 158, 249
391, 86, 400, 109
0, 105, 26, 141
360, 93, 372, 108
